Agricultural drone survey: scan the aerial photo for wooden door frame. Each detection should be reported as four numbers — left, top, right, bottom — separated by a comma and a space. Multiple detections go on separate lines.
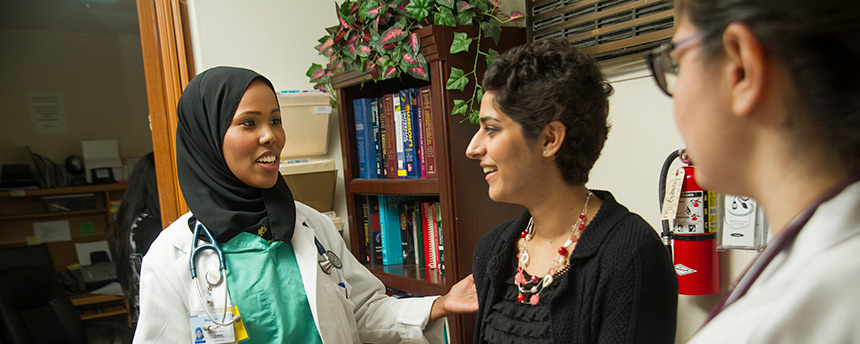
136, 0, 194, 227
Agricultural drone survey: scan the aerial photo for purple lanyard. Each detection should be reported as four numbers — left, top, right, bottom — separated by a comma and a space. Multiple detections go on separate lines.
702, 171, 860, 325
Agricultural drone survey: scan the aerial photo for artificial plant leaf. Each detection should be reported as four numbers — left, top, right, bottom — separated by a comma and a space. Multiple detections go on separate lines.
473, 0, 489, 12
325, 25, 338, 36
468, 108, 480, 124
360, 0, 381, 20
380, 25, 408, 45
357, 44, 372, 58
405, 62, 429, 80
485, 48, 499, 69
336, 3, 350, 29
446, 67, 469, 91
316, 37, 335, 56
481, 21, 502, 45
433, 7, 456, 27
457, 1, 474, 11
406, 32, 421, 54
344, 43, 358, 59
509, 11, 525, 22
476, 87, 484, 103
456, 10, 476, 25
402, 52, 418, 67
306, 63, 323, 78
494, 10, 510, 22
406, 0, 431, 21
435, 0, 455, 9
383, 65, 399, 79
451, 99, 468, 116
449, 31, 473, 54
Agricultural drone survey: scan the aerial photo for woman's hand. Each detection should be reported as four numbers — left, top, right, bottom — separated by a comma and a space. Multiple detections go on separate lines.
429, 274, 478, 322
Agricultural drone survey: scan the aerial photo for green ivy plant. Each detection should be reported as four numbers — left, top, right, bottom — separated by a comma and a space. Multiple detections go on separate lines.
307, 0, 524, 123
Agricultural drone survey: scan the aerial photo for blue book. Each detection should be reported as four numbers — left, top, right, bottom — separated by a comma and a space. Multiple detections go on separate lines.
399, 89, 420, 179
378, 195, 403, 265
354, 98, 377, 179
370, 98, 383, 178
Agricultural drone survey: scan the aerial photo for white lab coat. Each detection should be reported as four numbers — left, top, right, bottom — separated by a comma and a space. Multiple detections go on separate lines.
690, 180, 860, 343
134, 202, 443, 343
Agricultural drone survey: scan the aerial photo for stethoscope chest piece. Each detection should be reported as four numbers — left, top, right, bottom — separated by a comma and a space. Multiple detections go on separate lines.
319, 250, 342, 274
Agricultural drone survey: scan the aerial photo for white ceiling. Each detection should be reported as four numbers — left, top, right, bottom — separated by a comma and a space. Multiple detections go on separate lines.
0, 0, 139, 35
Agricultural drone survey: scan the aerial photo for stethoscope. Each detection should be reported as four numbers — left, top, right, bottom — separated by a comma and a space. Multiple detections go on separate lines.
189, 220, 344, 329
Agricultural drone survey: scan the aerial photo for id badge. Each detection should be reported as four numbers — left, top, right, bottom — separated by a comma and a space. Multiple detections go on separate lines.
189, 308, 238, 343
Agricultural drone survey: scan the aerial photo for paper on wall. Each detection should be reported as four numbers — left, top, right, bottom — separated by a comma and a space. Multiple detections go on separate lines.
33, 220, 71, 242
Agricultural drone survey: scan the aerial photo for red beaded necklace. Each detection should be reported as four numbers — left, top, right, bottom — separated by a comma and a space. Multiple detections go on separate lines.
515, 191, 592, 305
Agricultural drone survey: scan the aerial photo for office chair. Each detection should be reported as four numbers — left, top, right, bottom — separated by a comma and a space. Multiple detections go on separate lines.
0, 246, 133, 344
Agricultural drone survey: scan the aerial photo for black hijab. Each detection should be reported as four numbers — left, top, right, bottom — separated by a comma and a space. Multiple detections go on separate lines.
175, 66, 296, 243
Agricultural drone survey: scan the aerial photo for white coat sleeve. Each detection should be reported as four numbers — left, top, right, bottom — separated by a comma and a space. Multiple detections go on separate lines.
133, 233, 192, 343
312, 212, 444, 344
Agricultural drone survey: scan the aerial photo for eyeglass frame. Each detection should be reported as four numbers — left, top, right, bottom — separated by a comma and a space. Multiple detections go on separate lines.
645, 33, 706, 97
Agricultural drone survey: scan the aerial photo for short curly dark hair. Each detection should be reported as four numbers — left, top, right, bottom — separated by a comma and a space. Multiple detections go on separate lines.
482, 39, 613, 185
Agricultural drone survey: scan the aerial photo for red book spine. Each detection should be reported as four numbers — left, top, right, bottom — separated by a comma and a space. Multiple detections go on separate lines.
382, 94, 398, 179
422, 202, 437, 270
418, 86, 437, 178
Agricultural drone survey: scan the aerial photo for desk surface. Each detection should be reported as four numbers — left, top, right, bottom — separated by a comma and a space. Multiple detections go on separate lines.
69, 293, 130, 325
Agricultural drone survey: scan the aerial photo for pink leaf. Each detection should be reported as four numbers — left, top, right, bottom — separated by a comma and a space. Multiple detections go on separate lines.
347, 44, 357, 56
411, 66, 427, 79
407, 32, 420, 53
380, 27, 406, 45
403, 53, 417, 65
458, 1, 473, 11
358, 45, 372, 56
490, 0, 501, 6
317, 37, 334, 53
384, 66, 398, 78
510, 11, 525, 22
310, 69, 325, 81
381, 43, 396, 51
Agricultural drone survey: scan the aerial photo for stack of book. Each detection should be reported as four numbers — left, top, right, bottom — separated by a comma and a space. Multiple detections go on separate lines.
353, 86, 437, 180
361, 195, 445, 273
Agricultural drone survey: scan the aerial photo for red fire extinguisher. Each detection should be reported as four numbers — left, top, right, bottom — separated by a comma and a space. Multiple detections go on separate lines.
660, 149, 720, 295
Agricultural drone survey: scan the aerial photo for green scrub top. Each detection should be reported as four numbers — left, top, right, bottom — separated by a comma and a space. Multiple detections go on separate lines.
221, 232, 323, 344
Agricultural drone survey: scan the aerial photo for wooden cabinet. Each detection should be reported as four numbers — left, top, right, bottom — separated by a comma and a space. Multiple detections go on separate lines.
0, 184, 126, 273
332, 25, 525, 343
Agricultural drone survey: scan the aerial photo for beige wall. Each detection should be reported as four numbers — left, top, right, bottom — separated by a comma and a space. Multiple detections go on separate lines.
0, 28, 151, 168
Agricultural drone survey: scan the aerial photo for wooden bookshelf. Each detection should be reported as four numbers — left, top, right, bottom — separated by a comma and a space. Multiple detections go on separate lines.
333, 25, 525, 344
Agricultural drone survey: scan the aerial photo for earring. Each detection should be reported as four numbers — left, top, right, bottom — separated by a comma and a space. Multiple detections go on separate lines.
543, 150, 548, 156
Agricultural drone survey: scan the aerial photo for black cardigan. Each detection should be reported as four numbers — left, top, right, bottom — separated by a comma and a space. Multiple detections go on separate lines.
473, 190, 678, 343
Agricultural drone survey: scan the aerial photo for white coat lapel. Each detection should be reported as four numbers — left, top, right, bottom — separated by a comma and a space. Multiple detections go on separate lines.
292, 209, 320, 329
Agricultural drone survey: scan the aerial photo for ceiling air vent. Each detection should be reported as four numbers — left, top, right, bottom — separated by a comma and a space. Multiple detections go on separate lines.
528, 0, 675, 64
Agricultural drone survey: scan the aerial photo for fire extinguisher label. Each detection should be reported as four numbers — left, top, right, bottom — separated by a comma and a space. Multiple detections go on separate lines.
674, 263, 697, 276
675, 191, 707, 234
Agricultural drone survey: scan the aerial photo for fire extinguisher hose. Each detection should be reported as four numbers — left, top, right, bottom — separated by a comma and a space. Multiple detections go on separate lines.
658, 149, 684, 256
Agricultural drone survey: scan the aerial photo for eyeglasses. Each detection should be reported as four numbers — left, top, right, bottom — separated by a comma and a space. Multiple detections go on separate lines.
645, 34, 705, 97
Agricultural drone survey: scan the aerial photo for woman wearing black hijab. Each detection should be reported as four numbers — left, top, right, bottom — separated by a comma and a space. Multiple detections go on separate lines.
135, 67, 477, 343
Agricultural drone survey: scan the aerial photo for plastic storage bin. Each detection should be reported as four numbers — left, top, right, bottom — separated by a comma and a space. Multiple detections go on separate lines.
278, 91, 333, 159
279, 159, 337, 213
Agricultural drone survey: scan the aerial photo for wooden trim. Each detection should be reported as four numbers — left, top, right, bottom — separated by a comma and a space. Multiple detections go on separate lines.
136, 0, 194, 228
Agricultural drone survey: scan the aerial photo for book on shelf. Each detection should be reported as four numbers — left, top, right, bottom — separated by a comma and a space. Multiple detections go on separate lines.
377, 98, 389, 179
370, 97, 383, 178
353, 98, 377, 179
366, 195, 383, 264
378, 195, 403, 265
436, 202, 445, 273
400, 202, 416, 264
361, 198, 370, 263
399, 89, 420, 179
381, 94, 398, 179
417, 86, 437, 178
391, 93, 407, 179
422, 201, 439, 270
411, 202, 425, 267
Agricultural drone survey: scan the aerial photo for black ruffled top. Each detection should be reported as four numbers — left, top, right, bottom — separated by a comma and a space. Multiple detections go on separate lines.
482, 265, 568, 343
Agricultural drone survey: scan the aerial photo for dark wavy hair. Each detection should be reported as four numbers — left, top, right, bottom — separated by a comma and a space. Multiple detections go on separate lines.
679, 0, 860, 171
482, 39, 613, 185
114, 152, 160, 305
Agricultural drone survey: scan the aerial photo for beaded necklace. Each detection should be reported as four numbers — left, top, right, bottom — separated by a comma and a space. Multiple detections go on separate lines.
515, 191, 592, 305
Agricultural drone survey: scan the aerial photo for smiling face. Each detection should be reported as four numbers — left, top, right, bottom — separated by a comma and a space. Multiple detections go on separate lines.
222, 79, 284, 189
465, 92, 546, 204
